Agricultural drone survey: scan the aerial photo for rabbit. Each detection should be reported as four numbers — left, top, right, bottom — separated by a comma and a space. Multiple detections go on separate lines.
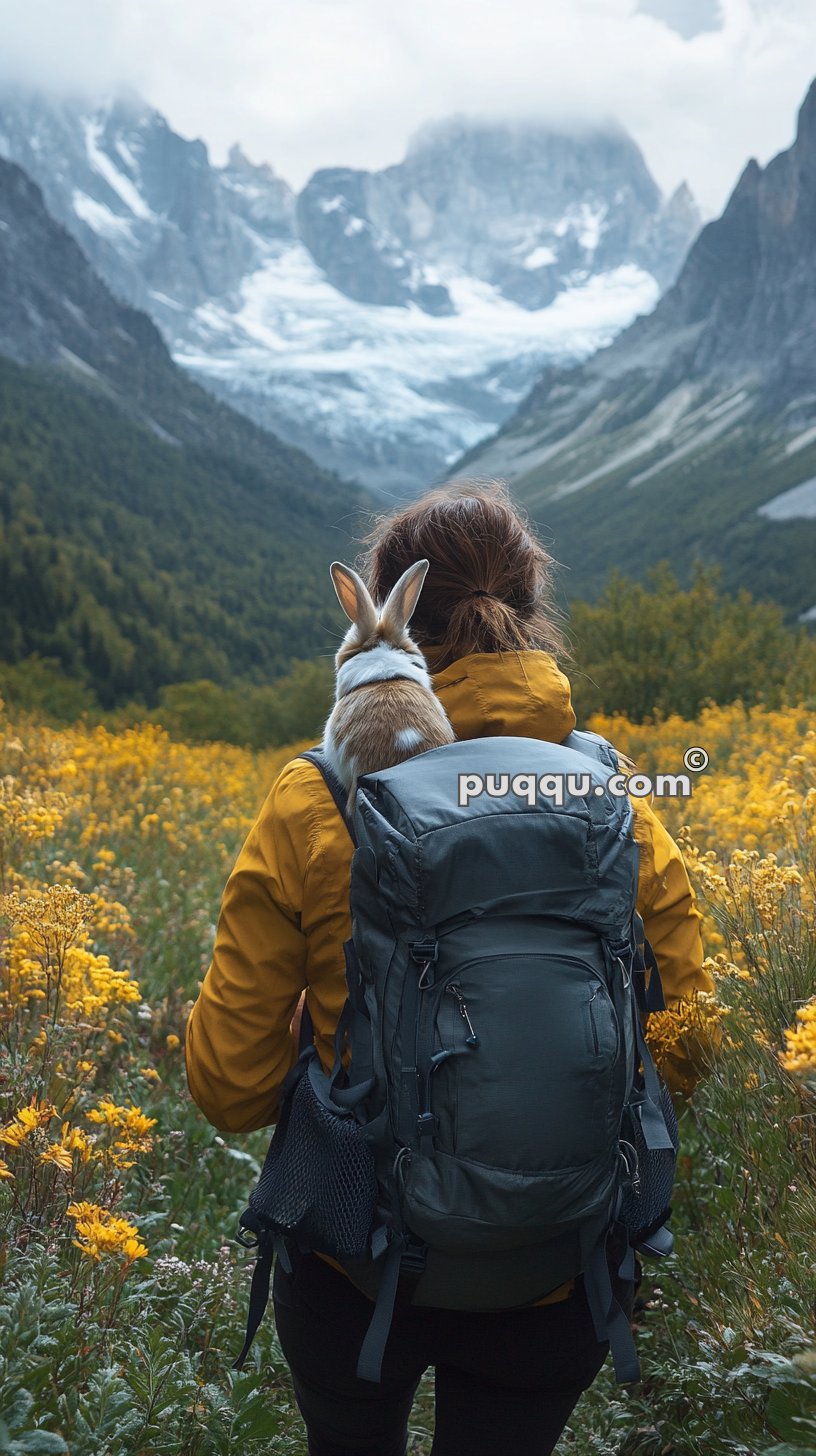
322, 557, 456, 811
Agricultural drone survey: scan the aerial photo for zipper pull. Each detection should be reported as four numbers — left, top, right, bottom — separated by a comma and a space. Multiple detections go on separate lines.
618, 1139, 641, 1197
446, 984, 479, 1047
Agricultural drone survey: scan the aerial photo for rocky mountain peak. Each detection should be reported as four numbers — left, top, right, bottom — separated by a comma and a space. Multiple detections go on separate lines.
297, 112, 697, 313
795, 76, 816, 155
453, 75, 816, 622
664, 180, 697, 216
224, 142, 282, 182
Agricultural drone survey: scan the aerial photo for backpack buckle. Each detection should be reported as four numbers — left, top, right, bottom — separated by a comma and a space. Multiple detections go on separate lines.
410, 939, 438, 964
235, 1207, 263, 1248
416, 1111, 437, 1151
411, 938, 438, 988
400, 1240, 427, 1279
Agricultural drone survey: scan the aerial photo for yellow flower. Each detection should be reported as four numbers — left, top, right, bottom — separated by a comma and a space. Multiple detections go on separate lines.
0, 1123, 28, 1149
779, 998, 816, 1078
165, 1034, 180, 1051
0, 1158, 14, 1180
0, 1101, 57, 1146
59, 1122, 94, 1163
66, 1201, 148, 1262
0, 777, 67, 855
122, 1236, 149, 1261
645, 990, 726, 1073
121, 1107, 157, 1138
1, 884, 92, 949
84, 1100, 157, 1165
85, 1099, 129, 1127
66, 1199, 102, 1221
40, 1145, 74, 1173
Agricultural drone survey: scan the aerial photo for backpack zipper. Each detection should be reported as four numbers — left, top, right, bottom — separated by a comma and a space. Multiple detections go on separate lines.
445, 984, 479, 1048
588, 988, 600, 1055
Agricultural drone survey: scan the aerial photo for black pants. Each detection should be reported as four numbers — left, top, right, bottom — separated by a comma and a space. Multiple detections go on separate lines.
272, 1238, 637, 1456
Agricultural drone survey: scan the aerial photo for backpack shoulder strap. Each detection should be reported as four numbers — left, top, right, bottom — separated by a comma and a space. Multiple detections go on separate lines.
561, 727, 622, 774
298, 747, 358, 848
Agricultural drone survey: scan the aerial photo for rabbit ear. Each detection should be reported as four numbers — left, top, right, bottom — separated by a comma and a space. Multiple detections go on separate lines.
380, 558, 430, 637
330, 562, 378, 637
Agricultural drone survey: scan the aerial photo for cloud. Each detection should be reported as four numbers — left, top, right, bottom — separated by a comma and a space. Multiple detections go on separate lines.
0, 0, 814, 215
636, 0, 723, 41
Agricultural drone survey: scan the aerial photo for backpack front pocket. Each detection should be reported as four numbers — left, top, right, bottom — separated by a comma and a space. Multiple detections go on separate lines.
424, 950, 621, 1171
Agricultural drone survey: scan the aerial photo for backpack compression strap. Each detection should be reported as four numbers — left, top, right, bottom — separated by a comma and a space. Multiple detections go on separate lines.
299, 747, 358, 848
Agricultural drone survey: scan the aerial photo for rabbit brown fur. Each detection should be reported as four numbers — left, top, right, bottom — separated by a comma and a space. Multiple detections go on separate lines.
322, 558, 455, 811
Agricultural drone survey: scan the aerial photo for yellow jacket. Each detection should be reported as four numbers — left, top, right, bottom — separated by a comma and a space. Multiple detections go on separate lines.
185, 650, 712, 1300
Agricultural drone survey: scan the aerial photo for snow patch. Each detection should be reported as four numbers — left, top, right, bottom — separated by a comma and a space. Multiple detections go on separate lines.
757, 477, 816, 521
57, 346, 100, 379
149, 290, 184, 312
319, 196, 345, 214
72, 189, 135, 239
577, 202, 608, 253
83, 119, 154, 220
523, 245, 557, 270
115, 137, 141, 172
785, 425, 816, 456
551, 203, 607, 253
704, 389, 748, 421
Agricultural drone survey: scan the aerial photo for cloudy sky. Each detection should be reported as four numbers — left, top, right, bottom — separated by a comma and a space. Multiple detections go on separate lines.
1, 0, 814, 216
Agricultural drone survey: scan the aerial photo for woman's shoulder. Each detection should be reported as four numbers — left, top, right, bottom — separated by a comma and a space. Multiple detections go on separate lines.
256, 750, 352, 863
269, 750, 326, 795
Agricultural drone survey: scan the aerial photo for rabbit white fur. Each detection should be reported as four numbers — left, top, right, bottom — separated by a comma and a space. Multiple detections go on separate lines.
322, 558, 455, 809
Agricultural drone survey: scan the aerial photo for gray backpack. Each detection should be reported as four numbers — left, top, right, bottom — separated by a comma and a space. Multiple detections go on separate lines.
233, 731, 678, 1386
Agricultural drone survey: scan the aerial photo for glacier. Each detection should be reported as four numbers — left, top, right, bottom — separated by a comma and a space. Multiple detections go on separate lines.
174, 240, 659, 493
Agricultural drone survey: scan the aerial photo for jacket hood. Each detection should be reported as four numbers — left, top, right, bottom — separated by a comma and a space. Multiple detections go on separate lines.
427, 649, 577, 743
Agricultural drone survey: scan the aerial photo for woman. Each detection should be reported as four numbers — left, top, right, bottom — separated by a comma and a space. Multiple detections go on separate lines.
185, 480, 714, 1456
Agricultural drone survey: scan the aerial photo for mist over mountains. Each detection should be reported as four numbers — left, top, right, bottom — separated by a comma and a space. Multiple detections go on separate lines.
0, 86, 699, 490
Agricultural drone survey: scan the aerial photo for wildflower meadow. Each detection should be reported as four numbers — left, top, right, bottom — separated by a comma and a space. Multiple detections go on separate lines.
0, 701, 814, 1454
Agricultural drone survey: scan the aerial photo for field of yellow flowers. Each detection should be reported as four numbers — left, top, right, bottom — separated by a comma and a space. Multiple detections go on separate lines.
1, 700, 815, 1455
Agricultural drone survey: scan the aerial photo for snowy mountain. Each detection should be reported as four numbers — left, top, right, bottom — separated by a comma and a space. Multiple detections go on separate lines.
0, 86, 700, 492
0, 87, 295, 320
457, 80, 816, 621
298, 117, 697, 313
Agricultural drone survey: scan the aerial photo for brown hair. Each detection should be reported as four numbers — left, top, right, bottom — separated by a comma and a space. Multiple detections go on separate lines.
359, 479, 570, 672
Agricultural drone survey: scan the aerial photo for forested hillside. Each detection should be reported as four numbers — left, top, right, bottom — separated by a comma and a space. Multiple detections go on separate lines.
0, 357, 362, 706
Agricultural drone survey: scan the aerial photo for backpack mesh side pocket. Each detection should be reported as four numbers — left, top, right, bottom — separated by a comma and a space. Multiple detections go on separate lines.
247, 1051, 377, 1261
619, 1076, 679, 1243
